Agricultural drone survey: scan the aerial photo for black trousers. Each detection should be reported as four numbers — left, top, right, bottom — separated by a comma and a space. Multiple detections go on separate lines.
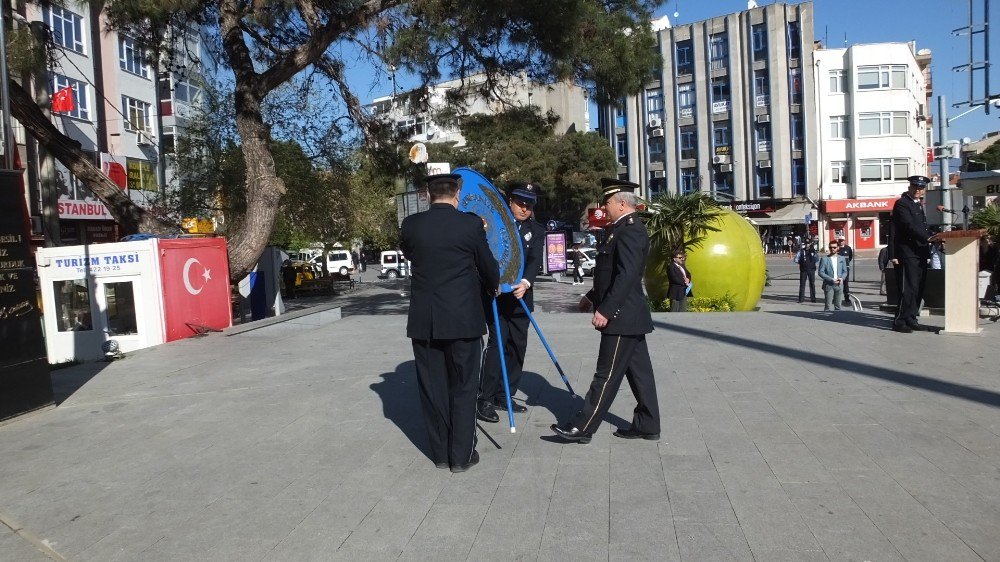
411, 337, 481, 466
842, 276, 851, 302
481, 311, 530, 402
798, 269, 816, 302
894, 257, 927, 327
572, 334, 660, 435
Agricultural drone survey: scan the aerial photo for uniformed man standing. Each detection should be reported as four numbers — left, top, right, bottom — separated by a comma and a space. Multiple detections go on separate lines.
477, 182, 545, 423
401, 173, 500, 472
551, 179, 660, 443
890, 175, 939, 333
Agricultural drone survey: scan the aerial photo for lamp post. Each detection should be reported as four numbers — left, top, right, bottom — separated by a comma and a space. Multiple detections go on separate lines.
0, 9, 14, 170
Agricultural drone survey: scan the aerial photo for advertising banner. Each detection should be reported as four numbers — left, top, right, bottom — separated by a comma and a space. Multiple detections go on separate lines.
159, 238, 232, 341
126, 158, 158, 192
546, 231, 567, 273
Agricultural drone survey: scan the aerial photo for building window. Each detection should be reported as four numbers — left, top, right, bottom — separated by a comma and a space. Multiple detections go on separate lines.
857, 65, 907, 90
51, 74, 90, 121
791, 114, 803, 151
677, 84, 695, 119
615, 103, 626, 128
713, 171, 733, 196
754, 70, 770, 106
711, 77, 730, 113
789, 68, 802, 105
675, 40, 693, 76
751, 24, 767, 59
680, 169, 699, 193
709, 33, 728, 70
645, 88, 663, 114
649, 175, 667, 198
53, 280, 93, 332
831, 161, 848, 183
829, 69, 846, 93
792, 159, 806, 196
679, 126, 697, 160
119, 36, 150, 78
756, 167, 774, 198
713, 122, 730, 152
122, 96, 153, 134
648, 136, 665, 158
755, 122, 771, 152
616, 133, 628, 166
858, 111, 909, 136
860, 158, 908, 182
43, 5, 85, 54
829, 115, 848, 139
787, 21, 801, 59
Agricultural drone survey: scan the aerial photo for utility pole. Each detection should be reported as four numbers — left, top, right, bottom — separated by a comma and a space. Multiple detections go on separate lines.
937, 95, 951, 227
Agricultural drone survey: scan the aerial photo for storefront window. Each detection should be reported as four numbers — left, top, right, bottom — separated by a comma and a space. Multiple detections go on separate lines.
54, 280, 92, 332
105, 282, 138, 335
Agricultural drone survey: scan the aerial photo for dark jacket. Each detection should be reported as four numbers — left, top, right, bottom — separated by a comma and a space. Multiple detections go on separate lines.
585, 212, 654, 335
890, 192, 931, 261
401, 203, 500, 340
795, 246, 819, 271
667, 261, 692, 301
496, 218, 545, 315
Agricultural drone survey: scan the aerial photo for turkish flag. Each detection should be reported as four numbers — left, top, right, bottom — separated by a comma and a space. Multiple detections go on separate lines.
158, 238, 232, 341
52, 86, 75, 112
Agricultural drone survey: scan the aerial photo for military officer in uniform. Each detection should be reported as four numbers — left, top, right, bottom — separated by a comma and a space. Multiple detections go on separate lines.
890, 175, 939, 333
401, 173, 500, 472
477, 182, 546, 423
551, 178, 660, 443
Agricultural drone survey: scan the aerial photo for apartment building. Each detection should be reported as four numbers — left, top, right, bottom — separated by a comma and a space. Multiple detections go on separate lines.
597, 2, 819, 235
365, 73, 589, 147
16, 1, 208, 245
814, 43, 932, 250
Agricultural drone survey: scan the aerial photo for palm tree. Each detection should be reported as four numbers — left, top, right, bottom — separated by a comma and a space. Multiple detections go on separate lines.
971, 201, 1000, 240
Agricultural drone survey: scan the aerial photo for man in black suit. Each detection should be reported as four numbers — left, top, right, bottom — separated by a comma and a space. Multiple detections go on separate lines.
837, 237, 854, 306
551, 178, 660, 443
477, 182, 546, 424
667, 250, 692, 311
401, 173, 500, 472
890, 175, 939, 333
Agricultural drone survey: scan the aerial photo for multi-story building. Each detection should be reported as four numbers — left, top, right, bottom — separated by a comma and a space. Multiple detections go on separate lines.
814, 43, 932, 251
365, 73, 589, 147
15, 1, 208, 245
597, 2, 819, 236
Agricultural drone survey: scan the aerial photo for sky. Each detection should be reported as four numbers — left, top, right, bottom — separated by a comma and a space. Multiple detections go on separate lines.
355, 0, 999, 144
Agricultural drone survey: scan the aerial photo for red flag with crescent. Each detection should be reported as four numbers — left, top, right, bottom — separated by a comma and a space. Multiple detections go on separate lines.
52, 86, 75, 112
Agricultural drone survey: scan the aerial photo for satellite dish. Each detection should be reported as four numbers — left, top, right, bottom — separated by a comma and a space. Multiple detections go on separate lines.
409, 143, 428, 164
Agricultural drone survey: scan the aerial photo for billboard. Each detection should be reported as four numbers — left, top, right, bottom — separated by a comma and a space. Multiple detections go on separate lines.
546, 231, 567, 273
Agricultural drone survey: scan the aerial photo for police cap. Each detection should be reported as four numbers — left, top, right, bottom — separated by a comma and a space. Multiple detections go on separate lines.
509, 182, 538, 203
907, 175, 930, 188
425, 173, 462, 189
600, 178, 640, 201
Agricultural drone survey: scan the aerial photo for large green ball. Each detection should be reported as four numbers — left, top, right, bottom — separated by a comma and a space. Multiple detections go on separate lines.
644, 209, 766, 311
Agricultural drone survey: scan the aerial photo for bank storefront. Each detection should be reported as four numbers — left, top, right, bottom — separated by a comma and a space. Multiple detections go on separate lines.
730, 199, 818, 248
821, 196, 899, 251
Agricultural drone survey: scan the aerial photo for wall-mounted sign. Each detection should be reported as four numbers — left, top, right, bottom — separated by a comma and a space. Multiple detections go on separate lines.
126, 158, 158, 192
730, 200, 776, 214
823, 197, 898, 213
545, 232, 567, 273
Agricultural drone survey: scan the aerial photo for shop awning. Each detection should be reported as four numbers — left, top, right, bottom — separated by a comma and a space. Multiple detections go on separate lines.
958, 170, 1000, 197
750, 201, 816, 225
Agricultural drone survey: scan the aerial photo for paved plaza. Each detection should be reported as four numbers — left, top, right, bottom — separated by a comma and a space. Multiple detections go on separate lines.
1, 258, 999, 561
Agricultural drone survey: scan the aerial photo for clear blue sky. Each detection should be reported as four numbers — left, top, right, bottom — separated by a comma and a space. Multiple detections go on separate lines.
358, 0, 998, 143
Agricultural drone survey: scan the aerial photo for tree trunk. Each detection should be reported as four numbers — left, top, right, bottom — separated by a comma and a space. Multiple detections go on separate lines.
8, 79, 177, 236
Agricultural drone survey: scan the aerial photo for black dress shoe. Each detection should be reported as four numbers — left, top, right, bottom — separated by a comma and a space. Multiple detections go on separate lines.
450, 450, 479, 473
909, 323, 936, 332
476, 400, 499, 423
550, 423, 592, 444
494, 398, 527, 413
434, 461, 449, 469
893, 323, 913, 333
612, 427, 660, 441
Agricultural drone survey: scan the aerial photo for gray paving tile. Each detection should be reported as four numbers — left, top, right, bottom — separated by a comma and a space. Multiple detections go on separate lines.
674, 522, 752, 561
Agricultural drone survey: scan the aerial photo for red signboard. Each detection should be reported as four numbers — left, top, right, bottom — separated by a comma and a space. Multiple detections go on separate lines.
159, 238, 232, 342
822, 197, 898, 214
587, 207, 610, 228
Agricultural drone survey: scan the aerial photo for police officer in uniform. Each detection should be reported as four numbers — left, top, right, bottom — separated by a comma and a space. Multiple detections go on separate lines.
551, 178, 660, 443
477, 182, 546, 423
890, 175, 939, 333
401, 173, 500, 472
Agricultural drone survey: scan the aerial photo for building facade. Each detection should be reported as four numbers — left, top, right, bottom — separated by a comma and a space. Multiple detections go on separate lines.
814, 43, 932, 251
597, 2, 819, 235
365, 73, 590, 147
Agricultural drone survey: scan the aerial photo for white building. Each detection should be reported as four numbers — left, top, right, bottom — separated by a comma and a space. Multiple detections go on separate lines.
365, 73, 590, 147
814, 42, 932, 251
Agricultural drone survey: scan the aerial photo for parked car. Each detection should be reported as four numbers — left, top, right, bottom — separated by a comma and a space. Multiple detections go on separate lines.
311, 249, 354, 276
577, 247, 597, 276
379, 251, 410, 279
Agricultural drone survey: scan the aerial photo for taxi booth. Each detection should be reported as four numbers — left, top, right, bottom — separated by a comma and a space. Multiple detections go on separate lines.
36, 238, 232, 363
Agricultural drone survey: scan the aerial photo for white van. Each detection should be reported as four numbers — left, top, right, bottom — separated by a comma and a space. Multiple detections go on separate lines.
379, 251, 410, 279
311, 249, 354, 276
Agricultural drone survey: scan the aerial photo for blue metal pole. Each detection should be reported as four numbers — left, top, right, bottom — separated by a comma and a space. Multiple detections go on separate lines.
517, 298, 577, 397
491, 297, 516, 433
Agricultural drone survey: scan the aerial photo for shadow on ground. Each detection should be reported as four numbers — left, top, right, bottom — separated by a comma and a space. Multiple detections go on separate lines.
370, 361, 434, 462
49, 362, 108, 405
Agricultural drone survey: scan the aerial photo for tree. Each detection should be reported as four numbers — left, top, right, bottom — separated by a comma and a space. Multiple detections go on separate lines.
6, 0, 664, 280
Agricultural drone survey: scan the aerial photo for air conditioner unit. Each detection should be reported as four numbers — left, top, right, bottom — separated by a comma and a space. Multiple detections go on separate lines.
648, 117, 662, 129
756, 114, 771, 123
719, 164, 734, 173
712, 155, 730, 165
759, 160, 772, 168
136, 132, 155, 147
652, 170, 666, 178
650, 127, 664, 137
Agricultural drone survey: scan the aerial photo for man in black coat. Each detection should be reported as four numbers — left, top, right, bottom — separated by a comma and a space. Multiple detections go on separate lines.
837, 237, 854, 306
667, 250, 692, 311
551, 178, 660, 443
890, 175, 939, 333
796, 238, 819, 303
401, 173, 500, 472
477, 182, 546, 423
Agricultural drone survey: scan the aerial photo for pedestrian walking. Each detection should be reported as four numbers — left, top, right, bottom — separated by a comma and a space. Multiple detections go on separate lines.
571, 243, 585, 285
401, 173, 500, 472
